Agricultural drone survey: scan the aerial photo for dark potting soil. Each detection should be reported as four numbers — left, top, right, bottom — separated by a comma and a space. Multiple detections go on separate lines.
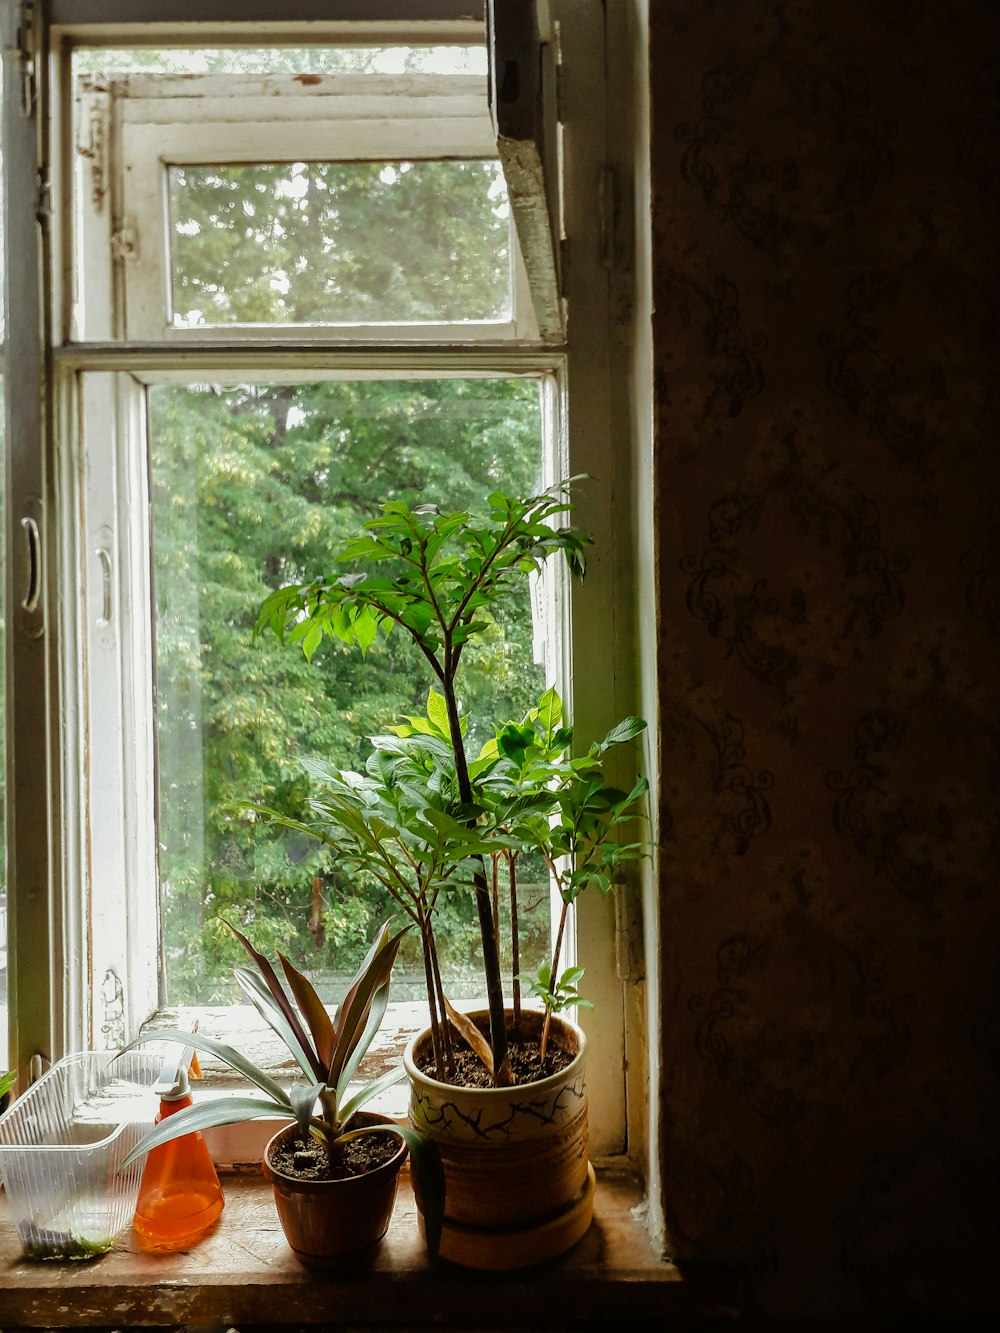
416, 1034, 574, 1088
269, 1130, 399, 1182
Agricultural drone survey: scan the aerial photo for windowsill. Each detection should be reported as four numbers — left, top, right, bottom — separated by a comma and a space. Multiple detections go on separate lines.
0, 1169, 742, 1329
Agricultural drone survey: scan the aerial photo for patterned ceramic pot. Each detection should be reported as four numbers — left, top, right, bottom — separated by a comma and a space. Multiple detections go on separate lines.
403, 1009, 594, 1268
261, 1113, 407, 1267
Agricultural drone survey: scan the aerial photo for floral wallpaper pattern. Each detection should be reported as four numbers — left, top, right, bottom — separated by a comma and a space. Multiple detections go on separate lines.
650, 0, 999, 1318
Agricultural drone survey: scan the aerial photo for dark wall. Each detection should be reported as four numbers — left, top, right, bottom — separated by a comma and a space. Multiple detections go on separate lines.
650, 0, 999, 1319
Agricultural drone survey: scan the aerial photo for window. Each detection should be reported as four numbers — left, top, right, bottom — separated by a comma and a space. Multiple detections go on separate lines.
3, 2, 642, 1164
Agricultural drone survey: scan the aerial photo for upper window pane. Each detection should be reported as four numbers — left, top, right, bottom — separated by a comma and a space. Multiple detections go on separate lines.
169, 160, 512, 328
71, 56, 539, 342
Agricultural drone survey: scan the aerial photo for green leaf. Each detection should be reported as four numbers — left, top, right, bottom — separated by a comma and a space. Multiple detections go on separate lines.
336, 1064, 407, 1125
227, 923, 323, 1079
232, 966, 318, 1082
536, 686, 563, 737
290, 1081, 324, 1141
278, 954, 336, 1074
118, 1028, 289, 1106
397, 1126, 445, 1258
426, 687, 450, 736
301, 623, 323, 660
353, 607, 379, 652
327, 923, 408, 1089
600, 716, 648, 749
334, 977, 390, 1102
121, 1096, 291, 1169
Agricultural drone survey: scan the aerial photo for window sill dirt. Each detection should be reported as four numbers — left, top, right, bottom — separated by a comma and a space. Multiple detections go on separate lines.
0, 1169, 742, 1329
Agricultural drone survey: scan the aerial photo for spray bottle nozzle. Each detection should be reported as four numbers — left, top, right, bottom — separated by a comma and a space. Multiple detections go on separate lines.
152, 1020, 202, 1100
153, 1045, 194, 1100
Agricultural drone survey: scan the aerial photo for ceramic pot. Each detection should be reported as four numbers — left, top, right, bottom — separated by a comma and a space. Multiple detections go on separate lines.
261, 1112, 407, 1266
403, 1009, 593, 1269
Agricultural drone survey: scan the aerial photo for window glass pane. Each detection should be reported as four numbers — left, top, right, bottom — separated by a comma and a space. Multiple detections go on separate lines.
149, 378, 550, 1007
169, 161, 511, 328
73, 47, 487, 79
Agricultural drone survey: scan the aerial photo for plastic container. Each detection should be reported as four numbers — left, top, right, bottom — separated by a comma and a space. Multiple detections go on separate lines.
0, 1051, 161, 1260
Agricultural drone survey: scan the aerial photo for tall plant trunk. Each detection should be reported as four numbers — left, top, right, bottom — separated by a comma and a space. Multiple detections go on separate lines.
428, 916, 454, 1069
419, 913, 445, 1078
491, 855, 501, 940
441, 674, 511, 1085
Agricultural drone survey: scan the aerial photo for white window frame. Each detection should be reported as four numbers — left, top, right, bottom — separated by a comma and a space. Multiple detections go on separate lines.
4, 0, 646, 1169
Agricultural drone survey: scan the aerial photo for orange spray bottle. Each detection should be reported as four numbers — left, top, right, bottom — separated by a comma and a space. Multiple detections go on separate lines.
133, 1041, 225, 1251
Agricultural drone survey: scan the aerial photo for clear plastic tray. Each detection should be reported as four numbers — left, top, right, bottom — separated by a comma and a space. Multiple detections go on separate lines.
0, 1051, 161, 1260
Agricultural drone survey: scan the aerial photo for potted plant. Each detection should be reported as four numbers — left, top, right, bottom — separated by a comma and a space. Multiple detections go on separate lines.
254, 485, 647, 1266
122, 921, 444, 1266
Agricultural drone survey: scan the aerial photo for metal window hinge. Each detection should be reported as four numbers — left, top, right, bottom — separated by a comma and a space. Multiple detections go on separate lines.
111, 225, 138, 262
36, 166, 52, 229
16, 1, 37, 119
28, 1053, 49, 1084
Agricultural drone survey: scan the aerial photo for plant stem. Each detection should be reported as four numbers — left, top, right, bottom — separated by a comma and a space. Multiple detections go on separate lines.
508, 851, 522, 1039
428, 919, 454, 1072
441, 671, 511, 1085
540, 897, 570, 1063
491, 854, 500, 941
419, 914, 445, 1078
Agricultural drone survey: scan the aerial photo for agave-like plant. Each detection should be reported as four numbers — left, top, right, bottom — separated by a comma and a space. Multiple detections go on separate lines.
121, 920, 443, 1248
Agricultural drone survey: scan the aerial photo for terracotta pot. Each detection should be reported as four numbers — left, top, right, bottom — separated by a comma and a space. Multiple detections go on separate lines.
261, 1112, 407, 1267
403, 1009, 593, 1268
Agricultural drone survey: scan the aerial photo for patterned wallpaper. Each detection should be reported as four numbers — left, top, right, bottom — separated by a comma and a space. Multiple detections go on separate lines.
650, 0, 999, 1318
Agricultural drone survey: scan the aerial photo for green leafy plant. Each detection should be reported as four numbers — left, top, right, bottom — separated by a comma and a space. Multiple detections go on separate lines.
249, 719, 515, 1080
469, 686, 648, 1063
0, 1068, 16, 1102
256, 486, 591, 1084
520, 962, 592, 1017
254, 484, 647, 1087
121, 921, 444, 1249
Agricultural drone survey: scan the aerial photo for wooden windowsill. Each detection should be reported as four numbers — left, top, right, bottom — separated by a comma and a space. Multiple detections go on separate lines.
0, 1170, 742, 1329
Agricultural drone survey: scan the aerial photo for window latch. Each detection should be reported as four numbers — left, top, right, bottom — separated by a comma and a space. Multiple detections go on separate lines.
20, 516, 41, 613
17, 500, 44, 639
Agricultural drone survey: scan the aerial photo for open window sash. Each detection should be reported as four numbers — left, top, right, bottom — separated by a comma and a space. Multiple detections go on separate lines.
487, 0, 564, 341
74, 70, 544, 344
